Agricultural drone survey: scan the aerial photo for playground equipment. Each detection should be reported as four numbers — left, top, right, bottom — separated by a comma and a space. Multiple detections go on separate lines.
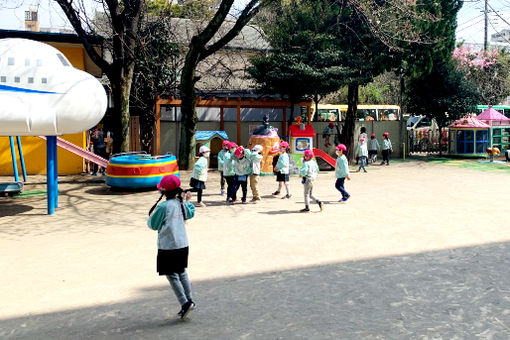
195, 131, 228, 168
106, 153, 179, 189
246, 115, 280, 174
1, 136, 27, 196
0, 38, 107, 214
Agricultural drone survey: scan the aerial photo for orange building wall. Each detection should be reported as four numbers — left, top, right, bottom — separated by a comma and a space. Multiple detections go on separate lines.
0, 134, 85, 175
0, 42, 90, 175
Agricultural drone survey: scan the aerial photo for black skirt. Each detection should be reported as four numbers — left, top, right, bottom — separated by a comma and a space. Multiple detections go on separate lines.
276, 172, 289, 182
157, 247, 189, 275
190, 177, 206, 190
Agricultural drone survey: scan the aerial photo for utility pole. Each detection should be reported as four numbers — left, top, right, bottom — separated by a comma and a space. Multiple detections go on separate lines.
484, 0, 488, 51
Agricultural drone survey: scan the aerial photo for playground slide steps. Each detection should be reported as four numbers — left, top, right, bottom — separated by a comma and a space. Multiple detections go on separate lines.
37, 136, 108, 168
312, 148, 336, 168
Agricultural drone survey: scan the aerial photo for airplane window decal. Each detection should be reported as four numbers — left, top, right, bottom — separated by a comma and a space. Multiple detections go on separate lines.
25, 59, 30, 66
36, 59, 42, 67
8, 57, 14, 66
14, 76, 20, 83
57, 54, 70, 67
28, 77, 34, 84
41, 77, 47, 84
0, 76, 6, 82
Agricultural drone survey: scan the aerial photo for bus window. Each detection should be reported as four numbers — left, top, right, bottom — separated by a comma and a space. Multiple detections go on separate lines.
379, 109, 399, 120
315, 109, 338, 122
504, 109, 510, 118
356, 109, 377, 121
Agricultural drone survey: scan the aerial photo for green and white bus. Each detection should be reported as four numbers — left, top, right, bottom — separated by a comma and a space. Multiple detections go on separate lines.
477, 105, 510, 118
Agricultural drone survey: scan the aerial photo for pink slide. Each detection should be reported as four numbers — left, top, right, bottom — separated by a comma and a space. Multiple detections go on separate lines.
38, 136, 108, 168
312, 148, 336, 168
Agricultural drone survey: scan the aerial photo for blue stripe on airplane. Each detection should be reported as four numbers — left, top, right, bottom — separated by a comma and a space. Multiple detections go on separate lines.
0, 84, 60, 94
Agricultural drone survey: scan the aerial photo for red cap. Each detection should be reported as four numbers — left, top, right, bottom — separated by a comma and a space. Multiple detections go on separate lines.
157, 175, 181, 192
303, 149, 314, 159
222, 140, 230, 147
383, 132, 389, 137
280, 141, 289, 148
328, 122, 334, 127
336, 144, 347, 151
360, 138, 365, 142
235, 146, 245, 157
228, 142, 237, 149
371, 133, 375, 137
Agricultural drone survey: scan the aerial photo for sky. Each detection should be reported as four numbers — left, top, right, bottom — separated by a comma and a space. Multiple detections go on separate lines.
0, 0, 509, 46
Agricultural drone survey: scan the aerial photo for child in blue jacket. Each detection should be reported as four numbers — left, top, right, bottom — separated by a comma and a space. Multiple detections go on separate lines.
148, 175, 196, 319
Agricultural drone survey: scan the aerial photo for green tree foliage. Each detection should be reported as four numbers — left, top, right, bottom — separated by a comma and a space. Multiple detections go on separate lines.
130, 19, 180, 152
406, 60, 479, 131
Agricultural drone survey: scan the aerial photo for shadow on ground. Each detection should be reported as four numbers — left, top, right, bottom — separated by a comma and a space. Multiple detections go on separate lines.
1, 242, 510, 339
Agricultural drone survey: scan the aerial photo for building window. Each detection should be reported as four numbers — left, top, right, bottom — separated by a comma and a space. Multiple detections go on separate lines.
28, 77, 34, 84
36, 59, 42, 67
41, 77, 47, 84
8, 57, 14, 66
25, 59, 30, 66
14, 76, 20, 83
0, 76, 6, 82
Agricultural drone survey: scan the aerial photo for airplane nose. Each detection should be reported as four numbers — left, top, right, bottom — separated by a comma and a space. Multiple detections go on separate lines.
56, 72, 107, 134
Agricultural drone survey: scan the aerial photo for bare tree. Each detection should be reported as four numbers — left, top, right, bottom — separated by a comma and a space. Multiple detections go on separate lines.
178, 0, 273, 169
55, 0, 144, 152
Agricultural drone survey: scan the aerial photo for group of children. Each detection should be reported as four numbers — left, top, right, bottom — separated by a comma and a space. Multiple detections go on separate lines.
147, 139, 355, 320
355, 128, 393, 173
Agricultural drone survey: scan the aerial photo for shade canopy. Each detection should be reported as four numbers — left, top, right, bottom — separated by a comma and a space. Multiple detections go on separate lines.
448, 114, 490, 128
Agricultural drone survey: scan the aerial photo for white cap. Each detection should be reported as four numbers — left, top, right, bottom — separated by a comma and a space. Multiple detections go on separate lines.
252, 145, 263, 152
199, 145, 211, 154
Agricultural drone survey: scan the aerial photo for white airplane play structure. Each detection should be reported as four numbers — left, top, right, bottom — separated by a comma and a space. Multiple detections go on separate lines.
0, 38, 107, 214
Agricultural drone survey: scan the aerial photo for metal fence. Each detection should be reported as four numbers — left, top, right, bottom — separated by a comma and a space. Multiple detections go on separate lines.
407, 128, 449, 155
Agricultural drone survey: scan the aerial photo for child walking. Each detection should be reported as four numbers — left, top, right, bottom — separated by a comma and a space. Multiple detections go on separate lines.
223, 142, 237, 203
381, 132, 393, 166
148, 175, 196, 319
368, 133, 380, 164
217, 140, 230, 195
355, 138, 368, 173
249, 145, 263, 202
273, 141, 291, 199
299, 149, 323, 212
335, 144, 351, 202
190, 145, 210, 207
232, 146, 251, 204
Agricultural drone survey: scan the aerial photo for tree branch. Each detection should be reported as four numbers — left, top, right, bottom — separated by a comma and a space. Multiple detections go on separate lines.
200, 0, 262, 61
55, 0, 111, 73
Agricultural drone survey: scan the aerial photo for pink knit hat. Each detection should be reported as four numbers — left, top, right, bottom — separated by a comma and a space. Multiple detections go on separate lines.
336, 144, 347, 151
280, 141, 289, 148
303, 149, 314, 159
235, 146, 245, 158
157, 175, 181, 192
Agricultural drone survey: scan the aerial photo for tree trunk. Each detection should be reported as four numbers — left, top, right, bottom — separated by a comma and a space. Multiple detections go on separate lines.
343, 82, 359, 161
179, 54, 199, 170
110, 67, 134, 153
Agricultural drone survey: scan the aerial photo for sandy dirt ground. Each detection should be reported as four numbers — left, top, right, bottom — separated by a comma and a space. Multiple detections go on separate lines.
1, 160, 510, 339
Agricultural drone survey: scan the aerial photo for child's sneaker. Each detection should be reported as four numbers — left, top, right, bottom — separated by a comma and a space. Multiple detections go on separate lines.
318, 201, 323, 211
220, 190, 225, 196
231, 200, 236, 205
281, 194, 292, 199
272, 191, 280, 195
180, 301, 196, 319
300, 208, 310, 213
340, 196, 350, 202
197, 202, 206, 207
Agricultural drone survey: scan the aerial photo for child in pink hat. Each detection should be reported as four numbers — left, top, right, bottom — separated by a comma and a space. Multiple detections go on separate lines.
273, 141, 291, 199
232, 146, 251, 204
190, 145, 210, 207
355, 138, 368, 173
299, 149, 323, 212
148, 175, 196, 319
335, 144, 351, 202
217, 140, 230, 195
381, 132, 392, 165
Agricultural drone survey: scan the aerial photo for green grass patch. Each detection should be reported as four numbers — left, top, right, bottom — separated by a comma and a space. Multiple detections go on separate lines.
409, 156, 510, 173
14, 190, 48, 198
